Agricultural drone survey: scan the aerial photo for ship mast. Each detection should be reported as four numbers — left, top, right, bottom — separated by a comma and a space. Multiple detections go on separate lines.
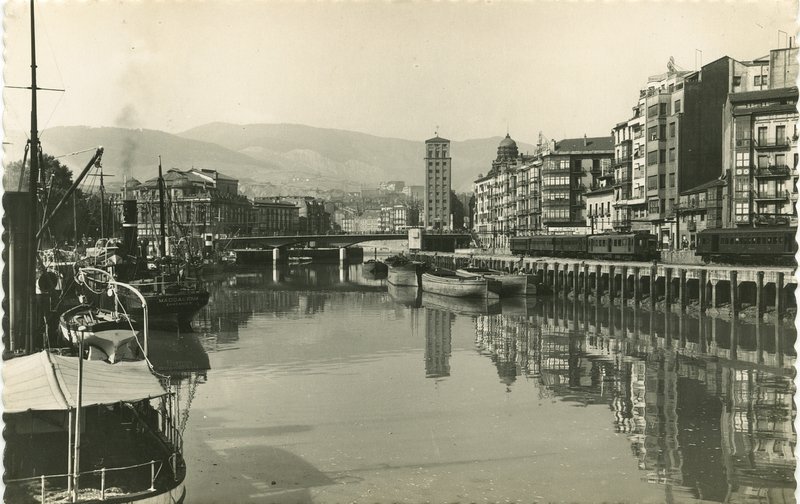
27, 0, 40, 353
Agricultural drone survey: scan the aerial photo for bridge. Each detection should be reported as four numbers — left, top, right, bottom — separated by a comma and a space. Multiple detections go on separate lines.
221, 233, 471, 250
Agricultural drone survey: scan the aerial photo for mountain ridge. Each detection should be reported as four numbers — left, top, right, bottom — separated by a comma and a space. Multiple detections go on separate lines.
3, 123, 537, 194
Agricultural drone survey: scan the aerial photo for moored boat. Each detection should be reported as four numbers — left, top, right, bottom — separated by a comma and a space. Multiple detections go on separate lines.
58, 304, 142, 363
456, 267, 536, 297
421, 269, 500, 299
362, 259, 388, 275
387, 261, 426, 287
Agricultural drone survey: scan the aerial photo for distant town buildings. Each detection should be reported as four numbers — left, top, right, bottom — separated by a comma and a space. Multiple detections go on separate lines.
424, 135, 452, 230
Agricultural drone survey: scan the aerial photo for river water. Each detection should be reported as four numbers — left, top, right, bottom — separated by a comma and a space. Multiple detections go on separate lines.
177, 263, 796, 503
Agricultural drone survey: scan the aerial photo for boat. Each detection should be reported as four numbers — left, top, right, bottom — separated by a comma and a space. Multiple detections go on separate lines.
455, 267, 537, 297
421, 269, 501, 299
387, 261, 426, 287
58, 304, 143, 363
362, 259, 388, 275
3, 351, 187, 504
421, 292, 501, 316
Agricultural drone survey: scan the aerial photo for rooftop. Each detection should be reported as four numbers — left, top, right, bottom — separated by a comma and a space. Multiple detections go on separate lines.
551, 136, 614, 154
425, 135, 450, 144
680, 178, 725, 196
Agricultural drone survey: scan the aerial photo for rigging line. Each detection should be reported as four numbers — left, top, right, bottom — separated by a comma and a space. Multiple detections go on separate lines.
54, 147, 100, 159
39, 88, 66, 136
32, 0, 66, 95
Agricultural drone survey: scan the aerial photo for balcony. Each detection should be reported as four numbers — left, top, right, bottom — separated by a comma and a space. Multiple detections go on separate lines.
753, 136, 792, 150
753, 213, 792, 226
753, 190, 791, 202
613, 156, 632, 167
754, 165, 791, 178
612, 218, 631, 229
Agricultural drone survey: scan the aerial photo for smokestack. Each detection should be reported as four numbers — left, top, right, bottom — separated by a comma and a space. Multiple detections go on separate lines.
121, 200, 138, 258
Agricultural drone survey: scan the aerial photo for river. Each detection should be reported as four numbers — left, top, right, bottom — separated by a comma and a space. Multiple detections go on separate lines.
175, 263, 796, 503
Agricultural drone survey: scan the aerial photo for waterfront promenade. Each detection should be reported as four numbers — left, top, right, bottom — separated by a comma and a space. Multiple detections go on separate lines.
412, 251, 797, 320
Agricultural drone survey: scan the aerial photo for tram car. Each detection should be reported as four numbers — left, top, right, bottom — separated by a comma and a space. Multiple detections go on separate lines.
510, 232, 659, 261
695, 227, 797, 265
587, 232, 659, 261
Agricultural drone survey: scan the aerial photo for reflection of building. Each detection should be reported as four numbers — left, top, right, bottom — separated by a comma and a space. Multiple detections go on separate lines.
424, 309, 453, 378
471, 295, 797, 499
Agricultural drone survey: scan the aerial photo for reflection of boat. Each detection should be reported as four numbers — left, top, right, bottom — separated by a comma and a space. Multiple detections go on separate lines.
289, 256, 313, 266
3, 351, 186, 504
422, 270, 500, 299
499, 296, 538, 317
456, 267, 536, 297
362, 259, 388, 275
58, 304, 142, 363
387, 261, 426, 286
388, 283, 422, 308
422, 292, 501, 316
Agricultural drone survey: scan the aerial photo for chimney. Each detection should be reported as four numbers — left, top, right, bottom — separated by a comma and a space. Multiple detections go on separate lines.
583, 134, 588, 147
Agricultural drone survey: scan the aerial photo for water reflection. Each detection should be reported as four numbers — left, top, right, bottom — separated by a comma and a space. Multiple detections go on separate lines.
184, 267, 795, 503
472, 296, 796, 502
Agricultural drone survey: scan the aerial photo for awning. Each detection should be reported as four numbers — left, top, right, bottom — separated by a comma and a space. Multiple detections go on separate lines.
3, 351, 168, 414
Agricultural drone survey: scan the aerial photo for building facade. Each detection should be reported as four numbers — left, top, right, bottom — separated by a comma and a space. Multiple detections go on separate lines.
424, 136, 452, 230
252, 198, 300, 235
724, 48, 799, 229
540, 136, 614, 234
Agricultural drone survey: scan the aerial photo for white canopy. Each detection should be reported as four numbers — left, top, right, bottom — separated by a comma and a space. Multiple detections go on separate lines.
3, 351, 168, 414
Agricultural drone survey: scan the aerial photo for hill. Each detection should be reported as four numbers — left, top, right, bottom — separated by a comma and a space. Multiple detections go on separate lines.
3, 124, 537, 194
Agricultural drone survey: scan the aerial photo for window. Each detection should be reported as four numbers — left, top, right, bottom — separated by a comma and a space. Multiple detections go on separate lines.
754, 75, 762, 86
669, 148, 676, 162
659, 149, 666, 163
669, 122, 676, 138
674, 100, 681, 113
648, 104, 659, 117
659, 174, 666, 188
648, 175, 658, 190
733, 75, 742, 86
648, 151, 658, 165
669, 173, 676, 187
659, 124, 666, 139
758, 155, 769, 168
776, 154, 785, 167
776, 125, 786, 143
648, 126, 658, 141
758, 126, 768, 144
660, 103, 668, 115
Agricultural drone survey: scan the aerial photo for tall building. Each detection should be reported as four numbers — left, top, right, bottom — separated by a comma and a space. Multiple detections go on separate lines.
424, 135, 452, 230
723, 46, 799, 229
540, 136, 614, 234
473, 134, 538, 248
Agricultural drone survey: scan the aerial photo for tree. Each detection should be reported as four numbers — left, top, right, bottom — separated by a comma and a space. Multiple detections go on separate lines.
5, 153, 112, 246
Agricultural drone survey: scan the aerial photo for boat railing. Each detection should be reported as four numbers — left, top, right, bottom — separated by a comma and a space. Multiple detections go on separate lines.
4, 458, 172, 503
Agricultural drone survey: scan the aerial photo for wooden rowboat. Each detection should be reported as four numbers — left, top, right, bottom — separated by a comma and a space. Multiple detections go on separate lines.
455, 267, 536, 297
421, 269, 500, 299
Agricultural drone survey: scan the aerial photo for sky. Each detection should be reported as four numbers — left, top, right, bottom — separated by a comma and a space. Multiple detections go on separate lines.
2, 0, 798, 144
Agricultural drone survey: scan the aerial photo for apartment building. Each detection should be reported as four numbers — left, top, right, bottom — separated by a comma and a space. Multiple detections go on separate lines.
424, 136, 452, 230
724, 47, 799, 229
